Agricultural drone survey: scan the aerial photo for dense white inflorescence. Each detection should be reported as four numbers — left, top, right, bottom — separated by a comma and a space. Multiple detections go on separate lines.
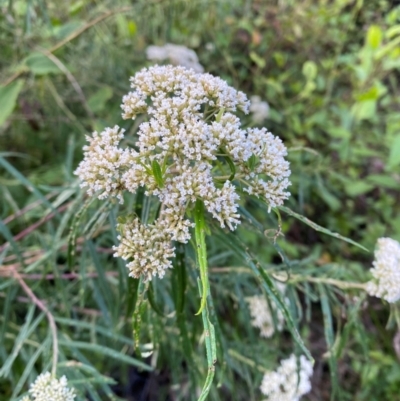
75, 65, 291, 281
246, 284, 286, 338
366, 237, 400, 303
113, 217, 176, 281
74, 126, 135, 203
260, 354, 313, 401
146, 43, 204, 72
250, 95, 270, 123
21, 372, 76, 401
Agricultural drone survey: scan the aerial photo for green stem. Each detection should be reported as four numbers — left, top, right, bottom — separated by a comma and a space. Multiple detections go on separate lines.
194, 200, 217, 401
194, 199, 209, 316
197, 279, 217, 401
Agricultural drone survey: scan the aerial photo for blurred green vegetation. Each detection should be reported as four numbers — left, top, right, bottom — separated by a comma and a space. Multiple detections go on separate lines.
1, 0, 400, 400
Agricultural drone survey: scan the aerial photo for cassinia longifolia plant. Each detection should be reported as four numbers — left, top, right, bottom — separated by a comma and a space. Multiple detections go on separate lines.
74, 64, 292, 398
73, 65, 400, 400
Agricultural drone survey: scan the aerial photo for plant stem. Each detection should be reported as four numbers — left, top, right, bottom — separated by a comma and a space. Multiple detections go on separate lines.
197, 279, 216, 401
194, 200, 217, 401
194, 200, 209, 315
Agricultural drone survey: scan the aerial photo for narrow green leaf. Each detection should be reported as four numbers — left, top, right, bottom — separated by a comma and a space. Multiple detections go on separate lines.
278, 206, 369, 252
247, 154, 257, 171
151, 159, 164, 188
11, 335, 51, 398
197, 279, 217, 401
58, 340, 152, 371
387, 135, 400, 169
0, 218, 24, 265
375, 35, 400, 59
215, 107, 225, 122
132, 279, 146, 351
67, 197, 94, 269
0, 80, 24, 126
194, 199, 209, 315
55, 317, 133, 346
172, 243, 187, 314
218, 231, 313, 361
386, 24, 400, 39
0, 156, 56, 213
126, 277, 140, 319
0, 307, 44, 377
366, 25, 382, 49
25, 52, 61, 75
147, 282, 165, 317
87, 86, 113, 113
318, 284, 340, 399
224, 155, 236, 181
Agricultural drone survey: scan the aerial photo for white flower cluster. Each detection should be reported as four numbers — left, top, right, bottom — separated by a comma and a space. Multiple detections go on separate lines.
250, 95, 270, 123
366, 237, 400, 303
260, 354, 313, 401
246, 285, 286, 337
21, 372, 76, 401
75, 65, 291, 281
113, 217, 175, 281
146, 43, 204, 72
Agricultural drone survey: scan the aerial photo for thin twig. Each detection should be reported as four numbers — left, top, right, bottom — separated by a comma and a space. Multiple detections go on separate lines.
0, 292, 102, 317
36, 47, 95, 120
2, 191, 59, 225
12, 268, 58, 377
0, 203, 71, 252
2, 7, 133, 86
0, 268, 118, 280
210, 267, 367, 290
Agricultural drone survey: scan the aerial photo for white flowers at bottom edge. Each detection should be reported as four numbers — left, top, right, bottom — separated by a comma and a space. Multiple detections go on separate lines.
22, 372, 76, 401
260, 354, 313, 401
366, 237, 400, 303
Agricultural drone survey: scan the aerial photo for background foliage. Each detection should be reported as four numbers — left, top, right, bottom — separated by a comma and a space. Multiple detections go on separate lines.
1, 0, 400, 400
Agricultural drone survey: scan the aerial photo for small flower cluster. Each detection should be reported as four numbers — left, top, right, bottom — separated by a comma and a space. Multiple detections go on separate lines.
146, 43, 204, 72
260, 354, 313, 401
246, 284, 286, 338
76, 65, 291, 281
21, 372, 76, 401
250, 95, 270, 123
366, 237, 400, 303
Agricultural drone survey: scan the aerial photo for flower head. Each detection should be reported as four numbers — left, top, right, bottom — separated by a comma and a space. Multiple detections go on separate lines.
250, 95, 269, 123
246, 293, 285, 338
22, 372, 76, 401
366, 237, 400, 303
260, 354, 313, 401
146, 43, 204, 72
75, 65, 291, 281
113, 217, 176, 281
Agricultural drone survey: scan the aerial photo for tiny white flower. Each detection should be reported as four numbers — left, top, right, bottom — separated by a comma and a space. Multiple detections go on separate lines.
366, 237, 400, 303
